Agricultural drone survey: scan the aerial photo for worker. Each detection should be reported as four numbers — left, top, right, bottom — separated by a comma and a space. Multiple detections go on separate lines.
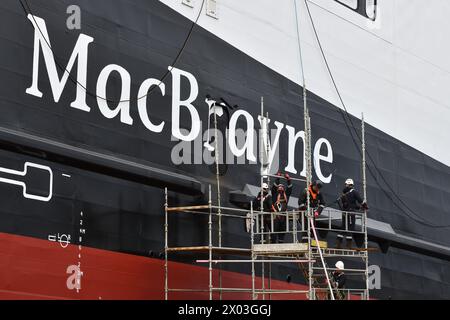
336, 178, 368, 248
298, 180, 326, 242
271, 172, 293, 243
251, 182, 272, 242
329, 261, 346, 300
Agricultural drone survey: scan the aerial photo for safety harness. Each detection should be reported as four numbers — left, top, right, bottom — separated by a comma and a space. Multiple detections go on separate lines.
272, 191, 288, 212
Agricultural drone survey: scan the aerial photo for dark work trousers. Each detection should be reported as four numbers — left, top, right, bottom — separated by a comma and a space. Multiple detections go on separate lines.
328, 288, 347, 300
261, 215, 272, 244
337, 212, 356, 241
273, 214, 286, 243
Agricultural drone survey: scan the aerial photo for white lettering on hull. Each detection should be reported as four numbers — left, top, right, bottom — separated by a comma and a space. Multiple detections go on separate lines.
25, 15, 334, 183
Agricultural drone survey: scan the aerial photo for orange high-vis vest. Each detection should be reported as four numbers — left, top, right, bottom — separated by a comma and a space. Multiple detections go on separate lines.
308, 185, 319, 201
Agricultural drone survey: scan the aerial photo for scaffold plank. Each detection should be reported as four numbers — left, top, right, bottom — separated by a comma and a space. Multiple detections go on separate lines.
166, 205, 210, 212
253, 243, 308, 255
312, 239, 328, 248
166, 246, 251, 255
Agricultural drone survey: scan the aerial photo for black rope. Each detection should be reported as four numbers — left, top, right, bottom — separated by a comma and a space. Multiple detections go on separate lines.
18, 0, 206, 104
304, 0, 450, 229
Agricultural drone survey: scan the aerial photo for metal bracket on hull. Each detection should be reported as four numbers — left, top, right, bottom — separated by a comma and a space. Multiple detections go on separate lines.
0, 126, 203, 196
0, 161, 53, 202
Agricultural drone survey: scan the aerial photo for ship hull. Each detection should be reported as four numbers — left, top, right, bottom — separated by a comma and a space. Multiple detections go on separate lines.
0, 0, 449, 299
0, 232, 310, 300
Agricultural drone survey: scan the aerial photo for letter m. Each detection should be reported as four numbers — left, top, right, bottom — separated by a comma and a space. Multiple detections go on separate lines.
26, 14, 93, 111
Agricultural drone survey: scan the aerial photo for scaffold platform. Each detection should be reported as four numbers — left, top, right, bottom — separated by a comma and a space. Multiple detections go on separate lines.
163, 101, 370, 301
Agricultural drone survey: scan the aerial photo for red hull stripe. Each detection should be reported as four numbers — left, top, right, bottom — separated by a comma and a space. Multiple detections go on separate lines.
0, 232, 308, 300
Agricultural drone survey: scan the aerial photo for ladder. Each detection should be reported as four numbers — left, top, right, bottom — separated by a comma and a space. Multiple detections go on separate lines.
296, 215, 349, 300
297, 253, 347, 300
297, 258, 323, 300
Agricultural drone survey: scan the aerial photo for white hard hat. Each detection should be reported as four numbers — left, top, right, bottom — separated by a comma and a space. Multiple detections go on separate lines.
262, 183, 269, 190
335, 261, 344, 270
345, 178, 354, 186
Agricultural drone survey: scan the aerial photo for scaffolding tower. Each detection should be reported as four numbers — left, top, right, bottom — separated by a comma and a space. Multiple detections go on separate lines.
163, 97, 370, 300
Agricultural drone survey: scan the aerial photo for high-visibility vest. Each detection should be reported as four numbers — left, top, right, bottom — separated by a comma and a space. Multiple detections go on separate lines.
308, 185, 320, 201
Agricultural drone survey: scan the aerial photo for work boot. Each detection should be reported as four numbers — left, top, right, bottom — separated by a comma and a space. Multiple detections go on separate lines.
336, 235, 344, 249
336, 237, 343, 249
346, 237, 353, 249
269, 235, 275, 244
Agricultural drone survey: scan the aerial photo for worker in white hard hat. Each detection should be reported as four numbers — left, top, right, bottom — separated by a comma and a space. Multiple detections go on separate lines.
335, 260, 345, 270
336, 178, 368, 249
251, 182, 272, 242
329, 260, 347, 299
